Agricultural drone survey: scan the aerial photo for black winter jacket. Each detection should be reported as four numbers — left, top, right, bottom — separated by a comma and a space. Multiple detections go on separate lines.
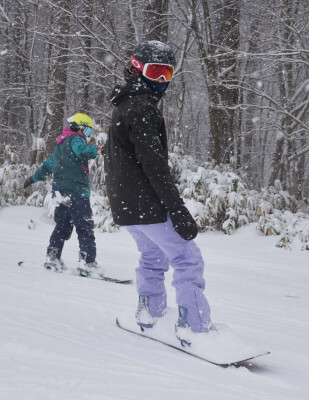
104, 69, 183, 226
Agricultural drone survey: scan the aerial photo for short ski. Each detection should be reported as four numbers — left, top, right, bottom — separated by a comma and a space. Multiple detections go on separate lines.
116, 308, 270, 367
78, 269, 133, 284
18, 261, 133, 285
81, 275, 132, 284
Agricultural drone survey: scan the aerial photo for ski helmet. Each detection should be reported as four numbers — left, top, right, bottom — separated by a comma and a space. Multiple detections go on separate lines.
131, 41, 176, 94
67, 113, 94, 137
132, 41, 176, 67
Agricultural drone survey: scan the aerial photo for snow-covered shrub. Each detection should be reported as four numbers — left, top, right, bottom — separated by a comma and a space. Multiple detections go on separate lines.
25, 188, 46, 208
259, 180, 296, 212
168, 147, 307, 250
91, 190, 118, 233
1, 138, 308, 250
0, 162, 28, 206
256, 180, 296, 236
204, 170, 250, 234
276, 212, 309, 251
87, 131, 118, 233
0, 146, 39, 206
169, 146, 251, 234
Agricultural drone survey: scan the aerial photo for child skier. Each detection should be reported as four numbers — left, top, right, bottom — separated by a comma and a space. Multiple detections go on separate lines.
104, 41, 212, 344
24, 113, 104, 277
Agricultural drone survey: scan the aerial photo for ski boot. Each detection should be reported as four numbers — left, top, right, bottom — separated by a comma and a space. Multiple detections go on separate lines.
77, 260, 105, 278
136, 295, 156, 331
175, 306, 192, 347
44, 258, 65, 272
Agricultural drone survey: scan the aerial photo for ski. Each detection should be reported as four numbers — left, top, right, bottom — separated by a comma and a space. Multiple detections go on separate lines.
99, 276, 133, 284
78, 271, 133, 284
17, 261, 133, 285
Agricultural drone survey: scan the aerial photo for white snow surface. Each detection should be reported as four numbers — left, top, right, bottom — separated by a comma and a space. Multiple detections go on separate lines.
0, 205, 308, 400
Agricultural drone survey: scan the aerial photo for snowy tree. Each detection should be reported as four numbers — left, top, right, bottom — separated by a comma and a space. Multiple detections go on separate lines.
1, 0, 308, 204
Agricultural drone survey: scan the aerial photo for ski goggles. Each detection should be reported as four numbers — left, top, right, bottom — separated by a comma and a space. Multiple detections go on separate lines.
81, 125, 94, 137
131, 56, 174, 82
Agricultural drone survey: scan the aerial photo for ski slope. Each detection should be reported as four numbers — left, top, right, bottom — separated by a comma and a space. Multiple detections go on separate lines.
0, 205, 308, 400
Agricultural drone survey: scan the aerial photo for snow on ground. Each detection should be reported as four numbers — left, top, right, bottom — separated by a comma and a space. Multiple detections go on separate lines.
0, 205, 308, 400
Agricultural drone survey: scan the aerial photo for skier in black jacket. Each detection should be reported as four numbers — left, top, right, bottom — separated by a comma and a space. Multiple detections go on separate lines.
105, 41, 212, 345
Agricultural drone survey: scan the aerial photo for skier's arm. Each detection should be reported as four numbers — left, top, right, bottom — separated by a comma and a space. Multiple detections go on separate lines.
71, 136, 99, 160
24, 155, 53, 188
32, 155, 54, 182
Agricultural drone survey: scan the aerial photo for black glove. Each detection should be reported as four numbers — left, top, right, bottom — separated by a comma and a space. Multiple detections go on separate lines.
24, 176, 35, 189
170, 205, 198, 240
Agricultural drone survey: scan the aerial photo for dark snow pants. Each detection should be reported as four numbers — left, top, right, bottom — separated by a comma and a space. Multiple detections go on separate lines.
47, 196, 96, 264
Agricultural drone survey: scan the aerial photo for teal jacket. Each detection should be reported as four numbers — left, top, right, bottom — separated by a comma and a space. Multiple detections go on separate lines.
33, 127, 99, 198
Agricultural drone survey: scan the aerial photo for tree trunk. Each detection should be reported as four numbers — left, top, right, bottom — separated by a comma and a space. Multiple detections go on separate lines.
44, 0, 71, 157
191, 0, 241, 164
143, 0, 169, 42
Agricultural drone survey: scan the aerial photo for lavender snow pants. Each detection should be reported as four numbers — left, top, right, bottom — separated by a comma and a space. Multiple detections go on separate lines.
126, 215, 212, 332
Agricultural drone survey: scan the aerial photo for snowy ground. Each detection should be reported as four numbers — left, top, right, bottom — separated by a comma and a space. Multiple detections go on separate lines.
0, 205, 308, 400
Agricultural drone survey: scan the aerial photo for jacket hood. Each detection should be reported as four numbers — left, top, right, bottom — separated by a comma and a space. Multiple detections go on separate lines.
110, 68, 162, 106
56, 126, 86, 144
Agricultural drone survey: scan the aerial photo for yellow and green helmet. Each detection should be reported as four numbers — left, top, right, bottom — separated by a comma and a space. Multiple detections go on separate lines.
67, 113, 94, 137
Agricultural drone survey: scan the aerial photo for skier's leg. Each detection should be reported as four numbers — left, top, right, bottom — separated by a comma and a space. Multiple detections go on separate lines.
70, 197, 96, 264
137, 215, 211, 333
47, 203, 73, 261
126, 226, 169, 318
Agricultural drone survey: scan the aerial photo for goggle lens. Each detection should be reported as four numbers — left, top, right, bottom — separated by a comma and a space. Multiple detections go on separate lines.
83, 126, 94, 137
143, 63, 174, 82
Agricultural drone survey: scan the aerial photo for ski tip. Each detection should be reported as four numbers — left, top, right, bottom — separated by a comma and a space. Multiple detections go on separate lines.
116, 279, 133, 285
102, 277, 133, 284
230, 351, 271, 367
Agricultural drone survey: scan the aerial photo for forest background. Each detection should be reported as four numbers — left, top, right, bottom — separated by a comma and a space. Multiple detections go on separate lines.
0, 0, 308, 249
